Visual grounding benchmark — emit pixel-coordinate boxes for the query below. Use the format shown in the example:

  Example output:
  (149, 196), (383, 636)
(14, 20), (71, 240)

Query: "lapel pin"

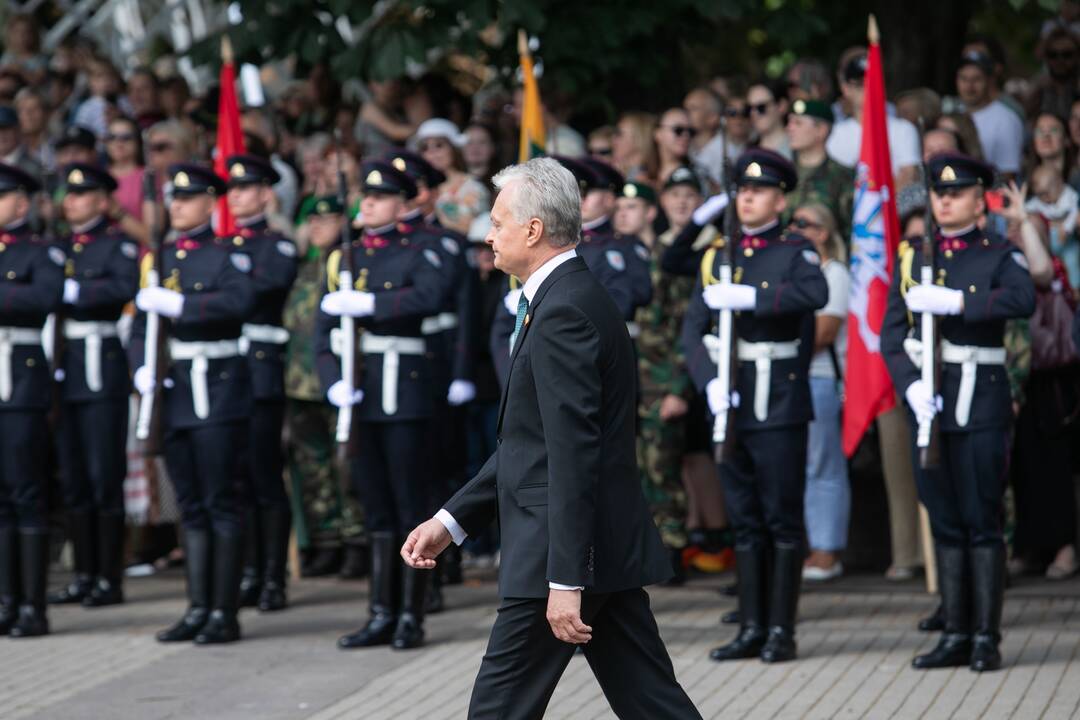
(524, 314), (530, 327)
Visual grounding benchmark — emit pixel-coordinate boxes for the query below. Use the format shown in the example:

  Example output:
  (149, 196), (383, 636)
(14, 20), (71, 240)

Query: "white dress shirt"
(436, 247), (583, 590)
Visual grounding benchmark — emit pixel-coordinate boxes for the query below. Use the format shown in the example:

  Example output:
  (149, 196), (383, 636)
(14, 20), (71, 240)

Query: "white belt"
(421, 312), (459, 336)
(239, 323), (290, 354)
(168, 338), (243, 420)
(902, 338), (1006, 427)
(359, 334), (426, 415)
(625, 322), (641, 339)
(63, 320), (119, 393)
(0, 327), (43, 402)
(702, 336), (800, 421)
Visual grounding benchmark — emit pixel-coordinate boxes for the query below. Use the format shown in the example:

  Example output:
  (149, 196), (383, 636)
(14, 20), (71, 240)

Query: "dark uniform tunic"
(0, 222), (63, 529)
(129, 224), (256, 533)
(315, 223), (444, 533)
(58, 217), (138, 517)
(576, 217), (653, 322)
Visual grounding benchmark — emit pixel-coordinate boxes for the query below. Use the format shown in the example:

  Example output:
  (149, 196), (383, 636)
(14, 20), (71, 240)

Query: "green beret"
(789, 99), (833, 124)
(619, 181), (657, 205)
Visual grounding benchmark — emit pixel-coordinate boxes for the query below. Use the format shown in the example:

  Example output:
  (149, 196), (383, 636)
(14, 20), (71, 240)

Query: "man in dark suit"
(401, 157), (701, 720)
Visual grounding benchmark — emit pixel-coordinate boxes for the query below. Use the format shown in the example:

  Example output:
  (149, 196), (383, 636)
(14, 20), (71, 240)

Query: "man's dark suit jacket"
(444, 255), (672, 598)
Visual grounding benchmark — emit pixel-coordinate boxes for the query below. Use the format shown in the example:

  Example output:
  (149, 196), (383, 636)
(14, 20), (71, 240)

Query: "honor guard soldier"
(224, 154), (299, 613)
(131, 163), (256, 645)
(681, 149), (827, 663)
(386, 149), (474, 607)
(316, 160), (445, 650)
(48, 164), (138, 609)
(882, 153), (1035, 672)
(0, 163), (62, 638)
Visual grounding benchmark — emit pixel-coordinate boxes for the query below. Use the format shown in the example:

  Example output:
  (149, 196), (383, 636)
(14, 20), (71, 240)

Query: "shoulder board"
(326, 248), (341, 292)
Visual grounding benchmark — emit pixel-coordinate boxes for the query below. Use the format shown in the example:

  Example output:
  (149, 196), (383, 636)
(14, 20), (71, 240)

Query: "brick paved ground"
(4, 569), (1078, 719)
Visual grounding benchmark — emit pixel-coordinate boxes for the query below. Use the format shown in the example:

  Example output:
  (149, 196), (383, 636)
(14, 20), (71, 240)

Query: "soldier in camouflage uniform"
(785, 100), (854, 242)
(283, 196), (365, 577)
(620, 172), (704, 577)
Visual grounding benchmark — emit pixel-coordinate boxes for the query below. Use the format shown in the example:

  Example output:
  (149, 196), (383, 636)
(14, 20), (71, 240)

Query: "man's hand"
(547, 588), (592, 644)
(659, 394), (689, 421)
(401, 518), (453, 569)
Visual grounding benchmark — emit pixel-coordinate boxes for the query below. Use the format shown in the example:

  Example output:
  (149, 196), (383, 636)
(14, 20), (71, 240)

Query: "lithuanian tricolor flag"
(517, 30), (545, 162)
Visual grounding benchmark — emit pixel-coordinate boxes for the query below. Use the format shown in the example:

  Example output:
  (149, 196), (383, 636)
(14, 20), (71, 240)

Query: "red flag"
(842, 15), (902, 457)
(214, 37), (245, 236)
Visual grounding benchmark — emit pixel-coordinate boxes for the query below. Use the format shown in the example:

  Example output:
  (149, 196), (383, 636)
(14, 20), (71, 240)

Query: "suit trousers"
(0, 410), (48, 529)
(57, 399), (128, 516)
(164, 421), (245, 535)
(467, 588), (700, 720)
(351, 419), (428, 535)
(720, 426), (808, 548)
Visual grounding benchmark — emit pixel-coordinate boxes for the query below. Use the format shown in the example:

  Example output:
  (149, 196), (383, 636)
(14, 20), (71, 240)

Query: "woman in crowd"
(416, 118), (490, 235)
(936, 113), (984, 161)
(653, 107), (696, 186)
(103, 115), (151, 244)
(1024, 112), (1075, 181)
(462, 120), (500, 192)
(792, 203), (850, 581)
(612, 111), (657, 182)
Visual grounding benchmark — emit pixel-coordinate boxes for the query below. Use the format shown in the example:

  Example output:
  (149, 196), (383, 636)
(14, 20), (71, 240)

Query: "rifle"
(712, 117), (739, 463)
(45, 171), (65, 426)
(332, 133), (359, 457)
(135, 170), (169, 455)
(916, 124), (942, 469)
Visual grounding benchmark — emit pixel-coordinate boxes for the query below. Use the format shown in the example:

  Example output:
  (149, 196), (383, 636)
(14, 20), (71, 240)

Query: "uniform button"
(969, 285), (976, 293)
(0, 244), (6, 252)
(26, 358), (35, 367)
(73, 244), (83, 253)
(401, 238), (409, 246)
(982, 238), (990, 246)
(255, 350), (266, 359)
(743, 248), (754, 257)
(233, 236), (244, 246)
(366, 249), (375, 256)
(760, 281), (769, 289)
(176, 250), (187, 259)
(384, 281), (393, 289)
(220, 372), (229, 379)
(5, 271), (13, 279)
(410, 371), (419, 379)
(194, 282), (204, 290)
(944, 250), (953, 258)
(788, 372), (796, 380)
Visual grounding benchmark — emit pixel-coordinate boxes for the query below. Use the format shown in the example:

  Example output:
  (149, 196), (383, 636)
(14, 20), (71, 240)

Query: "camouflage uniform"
(635, 227), (705, 550)
(787, 157), (854, 240)
(283, 246), (364, 550)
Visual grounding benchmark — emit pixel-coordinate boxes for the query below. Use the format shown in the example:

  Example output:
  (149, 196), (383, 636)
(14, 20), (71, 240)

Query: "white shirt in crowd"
(692, 133), (744, 187)
(825, 115), (920, 175)
(809, 258), (850, 379)
(970, 99), (1024, 175)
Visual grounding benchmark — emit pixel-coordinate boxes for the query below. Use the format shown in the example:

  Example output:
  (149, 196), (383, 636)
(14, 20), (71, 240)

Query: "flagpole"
(867, 14), (879, 46)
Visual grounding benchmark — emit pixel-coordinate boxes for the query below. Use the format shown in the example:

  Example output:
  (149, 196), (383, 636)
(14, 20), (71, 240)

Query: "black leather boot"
(238, 508), (262, 608)
(303, 546), (341, 577)
(918, 602), (944, 632)
(760, 540), (801, 663)
(721, 610), (741, 625)
(157, 529), (211, 642)
(338, 532), (398, 649)
(970, 544), (1005, 672)
(10, 529), (49, 638)
(0, 526), (18, 635)
(338, 542), (368, 579)
(48, 511), (95, 605)
(257, 506), (290, 612)
(195, 532), (242, 644)
(710, 544), (768, 661)
(913, 545), (972, 669)
(392, 564), (428, 650)
(84, 513), (125, 607)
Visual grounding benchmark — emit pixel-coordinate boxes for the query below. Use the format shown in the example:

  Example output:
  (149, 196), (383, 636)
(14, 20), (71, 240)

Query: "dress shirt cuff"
(549, 582), (585, 591)
(435, 508), (467, 546)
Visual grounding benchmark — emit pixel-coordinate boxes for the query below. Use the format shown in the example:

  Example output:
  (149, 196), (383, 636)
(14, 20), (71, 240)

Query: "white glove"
(447, 379), (476, 406)
(703, 283), (756, 311)
(320, 290), (375, 318)
(503, 288), (523, 316)
(705, 378), (740, 416)
(133, 366), (154, 395)
(904, 379), (941, 424)
(327, 380), (364, 408)
(904, 284), (963, 316)
(692, 193), (730, 226)
(136, 286), (185, 318)
(63, 279), (80, 305)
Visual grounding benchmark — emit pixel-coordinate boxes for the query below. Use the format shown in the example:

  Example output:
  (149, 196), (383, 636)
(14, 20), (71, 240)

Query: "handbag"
(1030, 284), (1080, 370)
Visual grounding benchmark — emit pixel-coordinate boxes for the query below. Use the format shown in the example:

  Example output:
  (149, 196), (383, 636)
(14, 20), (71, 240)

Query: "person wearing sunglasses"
(102, 116), (153, 245)
(587, 125), (615, 162)
(882, 152), (1035, 673)
(653, 107), (697, 187)
(785, 99), (853, 242)
(746, 81), (791, 161)
(682, 148), (827, 664)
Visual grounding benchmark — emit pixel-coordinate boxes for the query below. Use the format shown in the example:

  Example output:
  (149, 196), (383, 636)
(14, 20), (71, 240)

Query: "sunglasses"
(791, 217), (823, 231)
(903, 234), (924, 244)
(1047, 50), (1076, 61)
(106, 133), (136, 142)
(148, 142), (174, 153)
(590, 147), (613, 157)
(725, 107), (750, 118)
(748, 102), (773, 115)
(419, 139), (449, 152)
(662, 125), (696, 138)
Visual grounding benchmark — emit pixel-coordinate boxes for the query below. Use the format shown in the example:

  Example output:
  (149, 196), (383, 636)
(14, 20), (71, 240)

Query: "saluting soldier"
(48, 164), (138, 609)
(882, 153), (1035, 673)
(224, 154), (299, 613)
(130, 163), (256, 645)
(0, 163), (63, 638)
(316, 160), (445, 650)
(681, 149), (827, 664)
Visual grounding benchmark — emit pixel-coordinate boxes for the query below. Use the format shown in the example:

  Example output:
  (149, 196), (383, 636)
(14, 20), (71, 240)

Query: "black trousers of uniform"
(913, 426), (1009, 549)
(241, 400), (289, 509)
(351, 419), (428, 534)
(0, 410), (48, 529)
(57, 399), (128, 516)
(719, 426), (808, 547)
(427, 399), (469, 514)
(467, 588), (701, 720)
(164, 421), (245, 536)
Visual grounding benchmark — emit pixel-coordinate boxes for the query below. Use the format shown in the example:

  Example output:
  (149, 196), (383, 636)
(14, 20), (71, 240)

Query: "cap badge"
(941, 165), (956, 182)
(793, 100), (806, 114)
(230, 163), (246, 177)
(67, 169), (84, 185)
(623, 183), (638, 198)
(174, 171), (190, 188)
(746, 162), (762, 178)
(316, 201), (329, 213)
(392, 158), (407, 171)
(366, 170), (383, 186)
